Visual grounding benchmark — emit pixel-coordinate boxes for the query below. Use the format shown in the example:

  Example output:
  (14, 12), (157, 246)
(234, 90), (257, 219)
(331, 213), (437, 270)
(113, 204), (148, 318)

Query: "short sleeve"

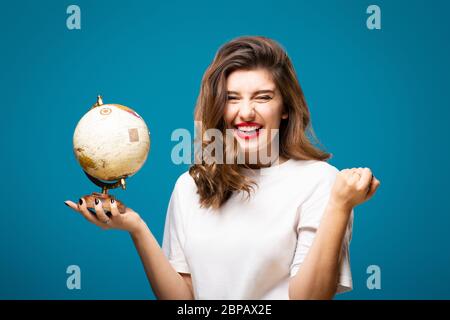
(289, 171), (354, 294)
(161, 183), (191, 274)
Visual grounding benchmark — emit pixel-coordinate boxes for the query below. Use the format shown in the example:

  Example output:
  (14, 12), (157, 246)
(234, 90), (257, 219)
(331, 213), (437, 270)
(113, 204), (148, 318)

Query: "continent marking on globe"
(77, 152), (97, 169)
(100, 107), (112, 115)
(128, 128), (139, 142)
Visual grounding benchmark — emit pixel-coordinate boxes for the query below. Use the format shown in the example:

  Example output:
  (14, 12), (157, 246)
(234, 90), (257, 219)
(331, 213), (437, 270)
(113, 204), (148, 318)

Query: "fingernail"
(95, 198), (99, 205)
(79, 198), (83, 205)
(64, 201), (70, 207)
(111, 198), (115, 204)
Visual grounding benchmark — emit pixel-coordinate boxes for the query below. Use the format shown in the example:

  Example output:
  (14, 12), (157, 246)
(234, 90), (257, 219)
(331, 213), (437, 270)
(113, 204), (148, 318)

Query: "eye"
(227, 95), (239, 101)
(255, 95), (272, 102)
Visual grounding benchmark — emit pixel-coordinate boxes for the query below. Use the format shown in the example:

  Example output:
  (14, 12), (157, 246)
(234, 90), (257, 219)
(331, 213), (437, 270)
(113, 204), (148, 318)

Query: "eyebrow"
(227, 89), (275, 95)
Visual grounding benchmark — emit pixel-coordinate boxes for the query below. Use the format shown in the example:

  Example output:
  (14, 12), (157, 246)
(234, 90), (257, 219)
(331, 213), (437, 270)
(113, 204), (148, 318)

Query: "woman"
(65, 36), (380, 300)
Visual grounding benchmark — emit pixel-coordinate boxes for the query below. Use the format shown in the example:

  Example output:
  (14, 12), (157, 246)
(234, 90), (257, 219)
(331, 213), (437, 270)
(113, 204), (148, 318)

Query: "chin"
(236, 138), (262, 151)
(236, 141), (272, 164)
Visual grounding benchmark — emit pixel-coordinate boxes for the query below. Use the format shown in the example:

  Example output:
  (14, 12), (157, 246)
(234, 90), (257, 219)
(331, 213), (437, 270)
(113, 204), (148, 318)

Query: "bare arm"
(289, 167), (380, 300)
(288, 203), (350, 300)
(64, 198), (194, 300)
(130, 222), (194, 299)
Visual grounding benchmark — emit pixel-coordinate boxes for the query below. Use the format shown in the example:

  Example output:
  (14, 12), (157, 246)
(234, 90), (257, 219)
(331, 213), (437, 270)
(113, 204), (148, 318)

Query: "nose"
(238, 100), (256, 120)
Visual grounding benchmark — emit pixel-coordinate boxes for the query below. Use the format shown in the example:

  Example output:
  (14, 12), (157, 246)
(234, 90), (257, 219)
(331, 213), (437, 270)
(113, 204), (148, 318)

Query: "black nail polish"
(111, 198), (115, 204)
(64, 202), (70, 207)
(79, 198), (83, 205)
(95, 198), (99, 205)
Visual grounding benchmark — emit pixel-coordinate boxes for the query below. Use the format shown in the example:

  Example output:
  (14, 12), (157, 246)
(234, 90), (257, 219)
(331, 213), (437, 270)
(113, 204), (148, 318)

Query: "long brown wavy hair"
(189, 36), (331, 209)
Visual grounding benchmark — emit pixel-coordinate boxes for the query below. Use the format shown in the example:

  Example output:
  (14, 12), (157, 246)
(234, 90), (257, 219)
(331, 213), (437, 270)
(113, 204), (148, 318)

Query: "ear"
(280, 104), (289, 119)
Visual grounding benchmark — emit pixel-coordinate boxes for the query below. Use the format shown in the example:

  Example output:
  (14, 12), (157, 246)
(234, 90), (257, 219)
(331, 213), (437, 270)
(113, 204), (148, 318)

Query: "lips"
(234, 122), (262, 140)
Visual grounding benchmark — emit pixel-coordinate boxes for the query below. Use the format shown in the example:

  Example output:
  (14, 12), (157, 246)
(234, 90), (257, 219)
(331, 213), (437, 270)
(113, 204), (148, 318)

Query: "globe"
(73, 96), (150, 184)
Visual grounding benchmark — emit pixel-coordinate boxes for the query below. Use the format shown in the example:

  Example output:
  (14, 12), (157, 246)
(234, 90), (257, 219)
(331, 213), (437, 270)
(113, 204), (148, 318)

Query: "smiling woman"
(65, 35), (380, 300)
(164, 36), (379, 299)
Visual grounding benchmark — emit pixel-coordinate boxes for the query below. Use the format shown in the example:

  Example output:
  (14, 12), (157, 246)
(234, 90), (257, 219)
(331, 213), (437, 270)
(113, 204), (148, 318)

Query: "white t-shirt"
(162, 159), (353, 299)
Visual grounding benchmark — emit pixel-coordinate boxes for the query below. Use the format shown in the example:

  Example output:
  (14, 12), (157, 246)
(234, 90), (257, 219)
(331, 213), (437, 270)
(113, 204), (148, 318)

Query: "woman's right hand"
(64, 197), (145, 234)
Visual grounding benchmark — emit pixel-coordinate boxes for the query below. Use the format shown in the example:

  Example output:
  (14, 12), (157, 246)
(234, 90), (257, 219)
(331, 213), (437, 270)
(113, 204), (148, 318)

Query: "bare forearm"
(130, 221), (194, 300)
(289, 204), (351, 300)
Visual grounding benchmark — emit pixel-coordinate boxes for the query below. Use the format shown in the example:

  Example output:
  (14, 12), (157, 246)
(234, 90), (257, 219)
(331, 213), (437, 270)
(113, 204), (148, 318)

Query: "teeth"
(239, 129), (256, 134)
(236, 126), (261, 132)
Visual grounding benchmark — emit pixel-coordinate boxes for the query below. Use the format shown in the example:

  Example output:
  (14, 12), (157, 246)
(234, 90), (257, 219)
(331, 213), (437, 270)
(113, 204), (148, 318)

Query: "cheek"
(223, 105), (237, 125)
(260, 105), (283, 128)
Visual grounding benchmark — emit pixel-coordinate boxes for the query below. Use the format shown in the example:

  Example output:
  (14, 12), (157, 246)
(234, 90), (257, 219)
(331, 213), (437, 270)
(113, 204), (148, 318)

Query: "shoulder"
(306, 160), (339, 180)
(172, 170), (199, 201)
(174, 170), (194, 187)
(284, 160), (340, 208)
(290, 159), (339, 185)
(166, 170), (200, 218)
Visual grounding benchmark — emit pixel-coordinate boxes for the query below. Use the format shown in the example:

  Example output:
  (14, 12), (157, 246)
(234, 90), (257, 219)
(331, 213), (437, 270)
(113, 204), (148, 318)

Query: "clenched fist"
(330, 167), (380, 212)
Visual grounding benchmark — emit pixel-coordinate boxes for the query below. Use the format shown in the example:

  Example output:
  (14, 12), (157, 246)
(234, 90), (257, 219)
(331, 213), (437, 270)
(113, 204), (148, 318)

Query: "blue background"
(0, 0), (449, 299)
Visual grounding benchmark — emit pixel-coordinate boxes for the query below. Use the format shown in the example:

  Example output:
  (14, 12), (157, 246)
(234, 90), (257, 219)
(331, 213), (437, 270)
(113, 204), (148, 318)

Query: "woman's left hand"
(330, 167), (380, 212)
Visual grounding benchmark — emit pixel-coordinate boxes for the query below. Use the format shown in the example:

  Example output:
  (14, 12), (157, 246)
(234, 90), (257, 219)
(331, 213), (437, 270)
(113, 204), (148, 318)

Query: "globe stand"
(82, 171), (127, 215)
